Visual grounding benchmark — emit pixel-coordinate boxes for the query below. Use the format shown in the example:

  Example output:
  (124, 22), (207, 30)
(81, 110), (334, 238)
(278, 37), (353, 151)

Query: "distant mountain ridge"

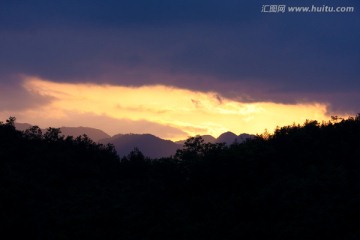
(14, 123), (32, 131)
(176, 132), (255, 145)
(100, 134), (180, 159)
(103, 132), (255, 158)
(59, 127), (110, 142)
(15, 123), (110, 142)
(175, 134), (216, 145)
(15, 122), (255, 158)
(216, 132), (255, 145)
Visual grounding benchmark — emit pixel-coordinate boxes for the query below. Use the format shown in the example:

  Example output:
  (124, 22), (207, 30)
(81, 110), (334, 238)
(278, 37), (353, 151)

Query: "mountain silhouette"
(216, 131), (238, 144)
(216, 132), (254, 145)
(237, 133), (255, 142)
(175, 134), (216, 145)
(15, 123), (110, 142)
(14, 122), (32, 131)
(15, 122), (254, 157)
(104, 132), (254, 158)
(176, 133), (254, 146)
(100, 133), (180, 158)
(59, 127), (110, 142)
(201, 134), (217, 143)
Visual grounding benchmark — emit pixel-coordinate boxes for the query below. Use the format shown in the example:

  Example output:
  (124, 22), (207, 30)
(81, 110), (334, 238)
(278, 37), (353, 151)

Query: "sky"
(0, 0), (359, 140)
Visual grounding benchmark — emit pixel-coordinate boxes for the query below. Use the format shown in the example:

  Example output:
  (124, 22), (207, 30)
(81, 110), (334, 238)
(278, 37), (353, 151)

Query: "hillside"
(3, 115), (360, 239)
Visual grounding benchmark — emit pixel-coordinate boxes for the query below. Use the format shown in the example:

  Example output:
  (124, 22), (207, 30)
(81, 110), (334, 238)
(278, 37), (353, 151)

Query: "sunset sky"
(0, 0), (359, 140)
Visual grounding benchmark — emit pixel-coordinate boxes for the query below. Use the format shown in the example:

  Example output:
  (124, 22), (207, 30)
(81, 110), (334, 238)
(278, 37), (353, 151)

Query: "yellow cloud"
(19, 76), (334, 140)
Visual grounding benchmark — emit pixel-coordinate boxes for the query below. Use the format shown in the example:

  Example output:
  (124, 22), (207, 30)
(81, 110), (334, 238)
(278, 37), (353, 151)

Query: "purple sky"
(0, 0), (359, 135)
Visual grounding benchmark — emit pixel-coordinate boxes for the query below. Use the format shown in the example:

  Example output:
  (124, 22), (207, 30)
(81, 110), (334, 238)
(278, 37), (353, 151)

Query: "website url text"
(261, 5), (355, 13)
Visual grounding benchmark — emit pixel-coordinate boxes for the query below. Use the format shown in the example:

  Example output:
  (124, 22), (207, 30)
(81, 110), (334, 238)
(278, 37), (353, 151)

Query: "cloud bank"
(0, 76), (335, 140)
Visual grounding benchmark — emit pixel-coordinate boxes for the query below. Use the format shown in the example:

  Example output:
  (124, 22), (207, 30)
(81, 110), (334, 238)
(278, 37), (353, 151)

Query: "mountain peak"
(100, 133), (179, 159)
(216, 132), (238, 144)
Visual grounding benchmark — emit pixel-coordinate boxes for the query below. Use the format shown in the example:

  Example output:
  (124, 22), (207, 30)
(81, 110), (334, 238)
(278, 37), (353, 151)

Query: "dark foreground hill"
(2, 115), (360, 239)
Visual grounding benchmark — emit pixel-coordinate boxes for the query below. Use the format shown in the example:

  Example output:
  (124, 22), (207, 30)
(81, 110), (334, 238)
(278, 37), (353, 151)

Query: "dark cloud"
(0, 75), (53, 111)
(0, 0), (359, 114)
(0, 0), (255, 30)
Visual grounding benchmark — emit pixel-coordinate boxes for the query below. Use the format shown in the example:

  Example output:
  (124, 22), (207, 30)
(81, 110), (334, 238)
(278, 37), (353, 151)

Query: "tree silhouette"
(24, 125), (43, 140)
(1, 115), (360, 239)
(43, 127), (63, 141)
(175, 136), (205, 160)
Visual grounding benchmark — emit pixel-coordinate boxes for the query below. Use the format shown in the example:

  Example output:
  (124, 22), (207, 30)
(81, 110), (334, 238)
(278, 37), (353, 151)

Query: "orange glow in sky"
(2, 76), (335, 141)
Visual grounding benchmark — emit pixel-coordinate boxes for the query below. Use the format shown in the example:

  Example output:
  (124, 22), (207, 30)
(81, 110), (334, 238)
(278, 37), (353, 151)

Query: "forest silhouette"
(1, 115), (360, 239)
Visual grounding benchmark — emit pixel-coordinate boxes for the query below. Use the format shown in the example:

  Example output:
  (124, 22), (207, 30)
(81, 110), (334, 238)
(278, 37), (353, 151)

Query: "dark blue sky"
(1, 0), (359, 114)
